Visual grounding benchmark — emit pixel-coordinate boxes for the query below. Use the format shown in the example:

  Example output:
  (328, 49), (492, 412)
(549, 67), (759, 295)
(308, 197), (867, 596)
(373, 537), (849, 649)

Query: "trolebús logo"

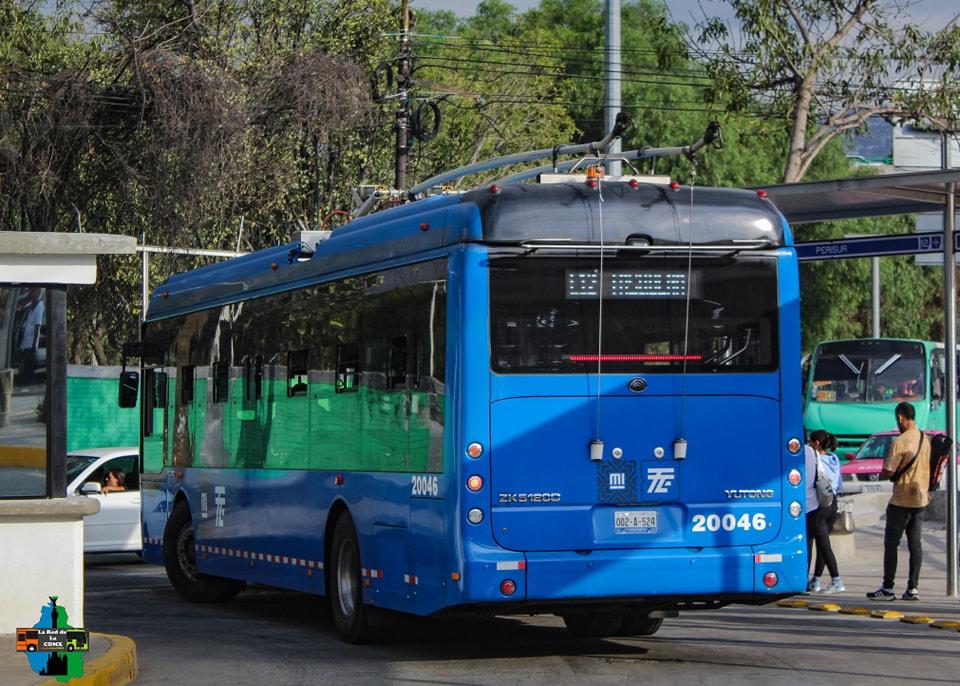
(498, 492), (561, 503)
(627, 377), (647, 392)
(646, 467), (675, 494)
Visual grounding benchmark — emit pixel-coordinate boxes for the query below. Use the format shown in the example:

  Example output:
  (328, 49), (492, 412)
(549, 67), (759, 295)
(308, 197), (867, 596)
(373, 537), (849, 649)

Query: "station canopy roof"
(752, 168), (960, 225)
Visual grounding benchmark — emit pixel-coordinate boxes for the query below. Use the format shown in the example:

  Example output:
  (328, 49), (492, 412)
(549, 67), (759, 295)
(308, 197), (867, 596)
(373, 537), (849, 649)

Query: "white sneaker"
(824, 578), (845, 594)
(807, 578), (821, 593)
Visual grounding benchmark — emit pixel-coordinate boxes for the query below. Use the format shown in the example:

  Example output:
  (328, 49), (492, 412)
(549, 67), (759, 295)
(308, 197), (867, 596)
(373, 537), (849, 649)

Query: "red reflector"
(335, 475), (345, 486)
(629, 179), (639, 188)
(490, 184), (501, 194)
(567, 354), (702, 362)
(757, 189), (768, 199)
(500, 579), (516, 596)
(670, 180), (680, 190)
(270, 262), (278, 271)
(587, 179), (597, 189)
(762, 571), (778, 588)
(419, 222), (429, 232)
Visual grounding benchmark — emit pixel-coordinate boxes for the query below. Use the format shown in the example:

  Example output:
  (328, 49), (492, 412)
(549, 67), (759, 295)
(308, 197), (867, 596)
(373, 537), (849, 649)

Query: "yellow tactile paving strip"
(776, 598), (959, 633)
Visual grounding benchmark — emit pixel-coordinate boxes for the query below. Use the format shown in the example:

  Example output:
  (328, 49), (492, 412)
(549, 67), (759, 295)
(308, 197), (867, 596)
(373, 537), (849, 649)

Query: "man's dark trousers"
(883, 503), (925, 590)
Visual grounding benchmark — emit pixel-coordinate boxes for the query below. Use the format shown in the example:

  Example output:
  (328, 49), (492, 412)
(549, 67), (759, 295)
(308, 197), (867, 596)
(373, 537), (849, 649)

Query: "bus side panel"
(776, 246), (807, 594)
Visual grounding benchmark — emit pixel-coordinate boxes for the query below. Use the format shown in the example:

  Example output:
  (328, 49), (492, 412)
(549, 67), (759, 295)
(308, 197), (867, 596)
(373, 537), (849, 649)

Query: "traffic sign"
(796, 232), (952, 261)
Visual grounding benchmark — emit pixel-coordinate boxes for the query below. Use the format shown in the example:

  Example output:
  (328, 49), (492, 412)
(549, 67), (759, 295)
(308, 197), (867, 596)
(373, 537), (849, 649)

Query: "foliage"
(689, 0), (960, 182)
(1, 0), (956, 362)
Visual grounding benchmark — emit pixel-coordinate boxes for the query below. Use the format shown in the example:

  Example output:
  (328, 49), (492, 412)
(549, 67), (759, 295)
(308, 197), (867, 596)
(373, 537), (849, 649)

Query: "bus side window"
(336, 343), (359, 393)
(179, 366), (194, 405)
(244, 355), (262, 401)
(931, 351), (945, 402)
(287, 349), (309, 397)
(388, 336), (407, 390)
(212, 360), (229, 403)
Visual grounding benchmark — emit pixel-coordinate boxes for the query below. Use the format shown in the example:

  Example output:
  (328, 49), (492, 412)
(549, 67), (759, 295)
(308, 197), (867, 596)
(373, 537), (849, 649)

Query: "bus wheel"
(327, 513), (377, 643)
(561, 612), (623, 637)
(617, 615), (663, 636)
(163, 502), (246, 603)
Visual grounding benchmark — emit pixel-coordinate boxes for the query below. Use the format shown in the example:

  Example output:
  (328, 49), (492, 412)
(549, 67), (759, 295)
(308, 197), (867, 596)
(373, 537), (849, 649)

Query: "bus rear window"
(489, 255), (778, 374)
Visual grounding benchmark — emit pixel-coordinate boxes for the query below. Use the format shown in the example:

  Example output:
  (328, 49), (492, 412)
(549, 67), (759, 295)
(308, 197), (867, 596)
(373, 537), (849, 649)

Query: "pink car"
(840, 430), (945, 491)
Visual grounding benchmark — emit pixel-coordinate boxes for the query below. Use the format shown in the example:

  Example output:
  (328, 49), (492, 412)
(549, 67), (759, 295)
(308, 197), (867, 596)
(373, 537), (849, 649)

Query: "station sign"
(796, 232), (955, 262)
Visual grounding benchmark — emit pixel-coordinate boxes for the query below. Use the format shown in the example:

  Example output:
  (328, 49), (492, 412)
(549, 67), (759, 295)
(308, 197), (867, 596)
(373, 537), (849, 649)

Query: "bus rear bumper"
(523, 545), (805, 600)
(461, 542), (806, 606)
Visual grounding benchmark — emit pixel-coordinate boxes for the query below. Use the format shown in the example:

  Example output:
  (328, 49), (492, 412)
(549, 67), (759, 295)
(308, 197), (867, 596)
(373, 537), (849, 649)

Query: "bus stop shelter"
(758, 168), (960, 598)
(0, 231), (136, 631)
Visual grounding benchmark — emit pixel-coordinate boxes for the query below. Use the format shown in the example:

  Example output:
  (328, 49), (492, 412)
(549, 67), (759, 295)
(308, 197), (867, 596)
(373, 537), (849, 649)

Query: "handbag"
(814, 469), (834, 509)
(831, 500), (855, 534)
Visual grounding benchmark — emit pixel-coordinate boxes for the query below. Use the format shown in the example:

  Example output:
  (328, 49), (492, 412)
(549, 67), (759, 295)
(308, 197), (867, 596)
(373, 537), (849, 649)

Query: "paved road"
(85, 527), (959, 686)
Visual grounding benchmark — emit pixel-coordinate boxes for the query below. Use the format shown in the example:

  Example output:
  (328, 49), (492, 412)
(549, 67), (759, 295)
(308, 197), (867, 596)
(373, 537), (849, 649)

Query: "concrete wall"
(0, 498), (98, 632)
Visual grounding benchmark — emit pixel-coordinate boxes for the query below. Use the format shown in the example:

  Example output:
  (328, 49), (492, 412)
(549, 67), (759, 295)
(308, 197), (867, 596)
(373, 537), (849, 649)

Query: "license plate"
(614, 510), (657, 534)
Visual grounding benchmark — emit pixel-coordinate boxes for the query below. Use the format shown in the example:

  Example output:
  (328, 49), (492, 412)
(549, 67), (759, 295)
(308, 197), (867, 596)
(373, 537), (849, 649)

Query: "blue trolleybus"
(131, 157), (807, 642)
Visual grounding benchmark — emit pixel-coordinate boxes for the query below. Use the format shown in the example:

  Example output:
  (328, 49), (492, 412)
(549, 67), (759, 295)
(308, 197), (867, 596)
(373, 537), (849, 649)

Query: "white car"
(67, 447), (141, 553)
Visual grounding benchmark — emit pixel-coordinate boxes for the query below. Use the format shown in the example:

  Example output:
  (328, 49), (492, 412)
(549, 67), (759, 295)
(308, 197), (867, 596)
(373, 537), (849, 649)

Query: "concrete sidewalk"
(803, 493), (960, 626)
(0, 633), (137, 686)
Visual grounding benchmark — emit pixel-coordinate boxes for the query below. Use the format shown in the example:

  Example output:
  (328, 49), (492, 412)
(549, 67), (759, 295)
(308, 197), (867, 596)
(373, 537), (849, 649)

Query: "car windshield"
(811, 340), (925, 403)
(855, 435), (893, 460)
(66, 455), (98, 483)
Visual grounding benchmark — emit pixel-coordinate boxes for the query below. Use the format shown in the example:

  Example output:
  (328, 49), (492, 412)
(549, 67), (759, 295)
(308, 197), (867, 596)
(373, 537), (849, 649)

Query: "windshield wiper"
(874, 353), (902, 376)
(838, 354), (863, 377)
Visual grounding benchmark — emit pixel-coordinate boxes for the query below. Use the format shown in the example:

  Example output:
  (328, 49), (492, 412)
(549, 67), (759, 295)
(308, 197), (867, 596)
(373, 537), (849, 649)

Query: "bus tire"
(561, 612), (623, 637)
(163, 501), (246, 603)
(327, 512), (377, 644)
(617, 615), (663, 636)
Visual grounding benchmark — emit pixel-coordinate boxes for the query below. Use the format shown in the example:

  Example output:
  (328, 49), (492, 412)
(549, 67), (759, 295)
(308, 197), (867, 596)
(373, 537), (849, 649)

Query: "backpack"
(929, 433), (953, 492)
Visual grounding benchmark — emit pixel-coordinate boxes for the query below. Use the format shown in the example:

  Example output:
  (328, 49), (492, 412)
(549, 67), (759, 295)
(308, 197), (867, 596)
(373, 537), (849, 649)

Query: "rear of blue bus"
(448, 186), (807, 618)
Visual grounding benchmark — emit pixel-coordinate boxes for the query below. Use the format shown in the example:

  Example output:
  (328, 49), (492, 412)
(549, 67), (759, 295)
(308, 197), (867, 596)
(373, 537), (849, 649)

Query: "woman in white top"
(808, 433), (844, 593)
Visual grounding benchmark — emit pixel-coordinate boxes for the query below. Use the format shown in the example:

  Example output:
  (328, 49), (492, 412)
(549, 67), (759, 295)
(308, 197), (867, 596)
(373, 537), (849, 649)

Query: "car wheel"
(561, 612), (624, 637)
(163, 501), (246, 602)
(327, 512), (378, 643)
(617, 615), (664, 636)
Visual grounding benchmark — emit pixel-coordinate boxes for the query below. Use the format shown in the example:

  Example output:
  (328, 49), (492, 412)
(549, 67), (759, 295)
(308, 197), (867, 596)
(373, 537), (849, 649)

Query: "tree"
(691, 0), (960, 182)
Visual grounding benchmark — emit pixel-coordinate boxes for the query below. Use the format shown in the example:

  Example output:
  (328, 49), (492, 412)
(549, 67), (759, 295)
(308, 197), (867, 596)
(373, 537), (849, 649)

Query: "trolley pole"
(395, 0), (412, 191)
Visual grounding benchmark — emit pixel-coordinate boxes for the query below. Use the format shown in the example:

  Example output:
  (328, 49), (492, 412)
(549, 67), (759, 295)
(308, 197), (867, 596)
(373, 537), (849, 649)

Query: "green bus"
(804, 338), (948, 456)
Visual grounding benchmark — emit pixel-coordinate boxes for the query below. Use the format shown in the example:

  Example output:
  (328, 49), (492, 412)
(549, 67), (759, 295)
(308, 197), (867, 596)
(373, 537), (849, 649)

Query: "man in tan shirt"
(866, 402), (930, 602)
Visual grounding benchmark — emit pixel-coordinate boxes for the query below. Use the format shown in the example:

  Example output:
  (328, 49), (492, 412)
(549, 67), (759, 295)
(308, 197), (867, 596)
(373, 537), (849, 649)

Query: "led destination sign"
(565, 269), (692, 299)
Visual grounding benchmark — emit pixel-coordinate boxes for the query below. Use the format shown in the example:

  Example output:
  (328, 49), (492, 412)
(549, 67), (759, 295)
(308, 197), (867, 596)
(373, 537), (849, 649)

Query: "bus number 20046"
(411, 475), (440, 497)
(691, 512), (768, 533)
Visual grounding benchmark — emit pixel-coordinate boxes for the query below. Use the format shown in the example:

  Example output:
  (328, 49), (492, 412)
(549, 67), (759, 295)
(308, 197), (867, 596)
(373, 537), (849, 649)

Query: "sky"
(409, 0), (958, 31)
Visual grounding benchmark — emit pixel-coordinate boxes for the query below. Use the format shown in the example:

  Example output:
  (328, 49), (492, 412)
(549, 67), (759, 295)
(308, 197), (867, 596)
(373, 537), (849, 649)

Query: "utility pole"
(604, 0), (622, 177)
(395, 0), (412, 191)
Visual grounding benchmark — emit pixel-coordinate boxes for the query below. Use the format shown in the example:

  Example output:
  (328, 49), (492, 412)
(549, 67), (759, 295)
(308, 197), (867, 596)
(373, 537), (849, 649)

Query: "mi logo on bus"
(609, 472), (626, 490)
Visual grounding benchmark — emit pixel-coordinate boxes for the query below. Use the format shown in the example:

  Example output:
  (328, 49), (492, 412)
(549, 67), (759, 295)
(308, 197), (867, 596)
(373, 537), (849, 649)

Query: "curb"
(38, 634), (137, 686)
(776, 598), (959, 633)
